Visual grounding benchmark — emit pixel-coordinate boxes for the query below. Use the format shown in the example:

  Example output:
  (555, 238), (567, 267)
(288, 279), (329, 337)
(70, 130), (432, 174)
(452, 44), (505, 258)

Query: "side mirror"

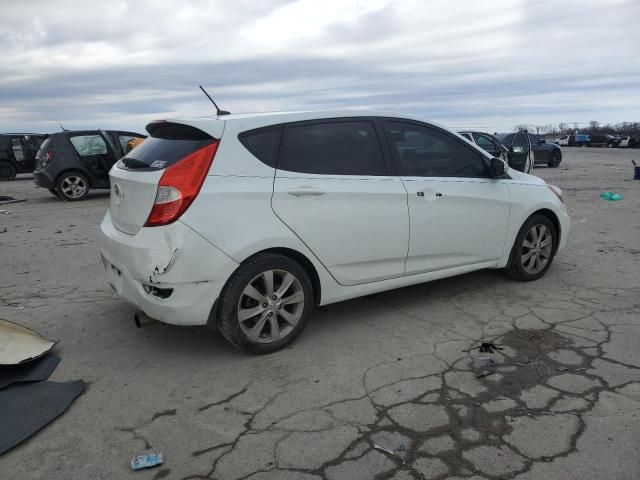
(489, 157), (506, 178)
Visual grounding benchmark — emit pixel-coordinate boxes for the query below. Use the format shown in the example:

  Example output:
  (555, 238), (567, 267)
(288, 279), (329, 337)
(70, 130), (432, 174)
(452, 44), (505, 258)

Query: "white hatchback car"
(100, 110), (570, 353)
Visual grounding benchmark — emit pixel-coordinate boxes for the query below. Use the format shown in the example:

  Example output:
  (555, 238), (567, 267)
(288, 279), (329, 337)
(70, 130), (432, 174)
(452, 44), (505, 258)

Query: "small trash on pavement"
(0, 196), (26, 205)
(131, 452), (164, 470)
(373, 444), (395, 456)
(479, 342), (502, 353)
(0, 319), (57, 365)
(472, 355), (496, 370)
(600, 191), (623, 201)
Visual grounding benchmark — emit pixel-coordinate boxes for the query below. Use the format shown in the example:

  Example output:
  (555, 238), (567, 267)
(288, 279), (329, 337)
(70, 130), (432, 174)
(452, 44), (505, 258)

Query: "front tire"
(0, 161), (17, 181)
(56, 171), (89, 201)
(506, 214), (557, 281)
(217, 253), (313, 354)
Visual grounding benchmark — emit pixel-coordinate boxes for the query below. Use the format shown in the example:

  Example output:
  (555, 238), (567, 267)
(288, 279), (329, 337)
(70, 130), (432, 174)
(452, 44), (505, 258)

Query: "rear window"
(118, 137), (213, 170)
(278, 121), (386, 176)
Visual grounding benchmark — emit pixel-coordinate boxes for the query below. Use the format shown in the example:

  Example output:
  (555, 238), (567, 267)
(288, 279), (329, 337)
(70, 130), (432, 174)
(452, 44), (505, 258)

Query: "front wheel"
(0, 161), (17, 181)
(505, 214), (557, 281)
(56, 172), (89, 201)
(217, 253), (313, 354)
(548, 151), (561, 168)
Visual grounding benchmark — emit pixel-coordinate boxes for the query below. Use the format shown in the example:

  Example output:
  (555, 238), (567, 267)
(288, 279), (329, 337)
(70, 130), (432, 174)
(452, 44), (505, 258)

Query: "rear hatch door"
(108, 121), (223, 235)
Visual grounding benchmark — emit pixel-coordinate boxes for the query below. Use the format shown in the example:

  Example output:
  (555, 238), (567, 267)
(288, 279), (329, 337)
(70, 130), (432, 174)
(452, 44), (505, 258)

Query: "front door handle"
(287, 188), (325, 197)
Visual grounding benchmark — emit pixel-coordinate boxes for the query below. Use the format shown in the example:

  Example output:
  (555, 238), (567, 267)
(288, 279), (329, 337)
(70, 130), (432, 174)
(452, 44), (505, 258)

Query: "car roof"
(1, 133), (44, 136)
(153, 109), (439, 138)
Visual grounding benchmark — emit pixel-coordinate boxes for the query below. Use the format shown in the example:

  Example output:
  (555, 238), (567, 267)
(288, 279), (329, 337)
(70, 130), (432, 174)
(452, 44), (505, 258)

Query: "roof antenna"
(199, 85), (230, 116)
(55, 120), (68, 131)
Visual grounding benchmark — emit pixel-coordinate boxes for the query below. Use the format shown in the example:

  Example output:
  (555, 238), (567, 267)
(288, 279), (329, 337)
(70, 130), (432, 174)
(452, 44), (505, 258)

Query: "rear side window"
(238, 128), (280, 168)
(278, 121), (386, 175)
(69, 135), (108, 156)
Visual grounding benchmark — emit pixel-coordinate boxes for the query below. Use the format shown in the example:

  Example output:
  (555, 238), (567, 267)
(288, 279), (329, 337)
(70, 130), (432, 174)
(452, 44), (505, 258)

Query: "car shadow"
(126, 268), (511, 359)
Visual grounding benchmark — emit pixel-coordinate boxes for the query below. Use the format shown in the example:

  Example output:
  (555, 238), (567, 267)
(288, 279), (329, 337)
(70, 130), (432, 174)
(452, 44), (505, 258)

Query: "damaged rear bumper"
(99, 211), (239, 326)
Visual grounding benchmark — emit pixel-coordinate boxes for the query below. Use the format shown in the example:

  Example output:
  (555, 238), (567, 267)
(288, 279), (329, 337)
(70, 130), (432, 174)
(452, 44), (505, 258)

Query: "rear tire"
(505, 214), (557, 281)
(56, 171), (90, 201)
(0, 161), (17, 181)
(548, 151), (561, 168)
(217, 253), (313, 354)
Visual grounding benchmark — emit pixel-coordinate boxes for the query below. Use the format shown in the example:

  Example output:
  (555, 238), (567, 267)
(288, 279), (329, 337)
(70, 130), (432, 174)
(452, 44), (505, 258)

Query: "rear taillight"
(144, 141), (219, 227)
(41, 150), (55, 167)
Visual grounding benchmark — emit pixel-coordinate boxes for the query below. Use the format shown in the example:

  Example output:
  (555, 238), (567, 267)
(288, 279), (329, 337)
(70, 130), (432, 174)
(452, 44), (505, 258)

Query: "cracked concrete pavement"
(1, 147), (639, 479)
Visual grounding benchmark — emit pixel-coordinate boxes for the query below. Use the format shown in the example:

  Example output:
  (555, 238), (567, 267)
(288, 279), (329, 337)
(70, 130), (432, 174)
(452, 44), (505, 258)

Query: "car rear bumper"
(99, 211), (239, 326)
(33, 168), (55, 189)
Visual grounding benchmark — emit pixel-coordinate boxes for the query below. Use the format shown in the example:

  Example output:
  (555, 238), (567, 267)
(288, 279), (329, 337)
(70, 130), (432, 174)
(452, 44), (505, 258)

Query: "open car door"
(505, 131), (533, 174)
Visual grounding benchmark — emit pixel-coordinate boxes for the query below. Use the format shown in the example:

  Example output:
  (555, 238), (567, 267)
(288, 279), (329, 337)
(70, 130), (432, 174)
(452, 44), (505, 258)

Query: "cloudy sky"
(1, 0), (639, 134)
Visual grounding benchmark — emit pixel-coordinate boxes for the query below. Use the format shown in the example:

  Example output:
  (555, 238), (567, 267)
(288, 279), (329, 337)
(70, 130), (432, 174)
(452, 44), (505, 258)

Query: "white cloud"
(0, 0), (639, 133)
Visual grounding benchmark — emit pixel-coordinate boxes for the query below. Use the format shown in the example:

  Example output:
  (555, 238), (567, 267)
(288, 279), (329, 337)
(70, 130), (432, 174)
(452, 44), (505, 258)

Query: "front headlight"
(547, 184), (564, 203)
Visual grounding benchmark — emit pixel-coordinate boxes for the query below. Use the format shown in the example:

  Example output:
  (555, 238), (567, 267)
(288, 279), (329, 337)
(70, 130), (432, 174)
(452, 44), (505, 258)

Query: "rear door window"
(278, 121), (386, 175)
(11, 137), (26, 162)
(384, 122), (487, 178)
(70, 135), (108, 156)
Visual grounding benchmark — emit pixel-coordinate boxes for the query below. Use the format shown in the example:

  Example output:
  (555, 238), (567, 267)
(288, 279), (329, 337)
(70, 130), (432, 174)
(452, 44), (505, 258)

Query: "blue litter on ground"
(131, 452), (163, 470)
(600, 192), (623, 201)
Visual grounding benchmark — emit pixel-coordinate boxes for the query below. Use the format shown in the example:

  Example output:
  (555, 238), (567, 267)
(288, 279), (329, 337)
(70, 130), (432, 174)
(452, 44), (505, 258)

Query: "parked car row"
(552, 133), (640, 148)
(458, 130), (562, 173)
(1, 129), (146, 200)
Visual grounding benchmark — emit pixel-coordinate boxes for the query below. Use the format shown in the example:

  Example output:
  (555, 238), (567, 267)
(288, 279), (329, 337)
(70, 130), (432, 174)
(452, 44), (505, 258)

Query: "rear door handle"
(287, 188), (325, 197)
(417, 190), (442, 199)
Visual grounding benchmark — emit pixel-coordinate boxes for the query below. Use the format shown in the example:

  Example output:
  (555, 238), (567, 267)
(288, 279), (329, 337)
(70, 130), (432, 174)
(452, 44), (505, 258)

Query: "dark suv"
(0, 133), (45, 180)
(34, 130), (145, 200)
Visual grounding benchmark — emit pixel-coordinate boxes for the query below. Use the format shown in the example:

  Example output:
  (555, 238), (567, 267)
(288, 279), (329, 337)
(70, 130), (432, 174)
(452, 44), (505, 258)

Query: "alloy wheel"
(60, 175), (88, 199)
(237, 269), (305, 344)
(521, 224), (553, 275)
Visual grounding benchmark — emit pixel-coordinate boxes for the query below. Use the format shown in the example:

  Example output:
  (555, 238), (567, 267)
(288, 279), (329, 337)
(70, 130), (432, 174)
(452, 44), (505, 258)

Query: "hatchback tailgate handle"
(287, 188), (324, 197)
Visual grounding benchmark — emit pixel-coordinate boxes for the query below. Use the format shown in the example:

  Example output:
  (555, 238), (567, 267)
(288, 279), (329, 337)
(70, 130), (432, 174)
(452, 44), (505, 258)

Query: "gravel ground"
(1, 147), (639, 480)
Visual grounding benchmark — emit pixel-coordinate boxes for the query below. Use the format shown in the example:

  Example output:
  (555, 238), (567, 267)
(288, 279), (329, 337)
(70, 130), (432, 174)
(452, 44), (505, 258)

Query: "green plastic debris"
(600, 192), (623, 201)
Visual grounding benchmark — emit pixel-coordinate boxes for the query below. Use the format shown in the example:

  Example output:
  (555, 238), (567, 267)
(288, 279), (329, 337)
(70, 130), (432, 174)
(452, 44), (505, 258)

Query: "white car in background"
(100, 110), (570, 353)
